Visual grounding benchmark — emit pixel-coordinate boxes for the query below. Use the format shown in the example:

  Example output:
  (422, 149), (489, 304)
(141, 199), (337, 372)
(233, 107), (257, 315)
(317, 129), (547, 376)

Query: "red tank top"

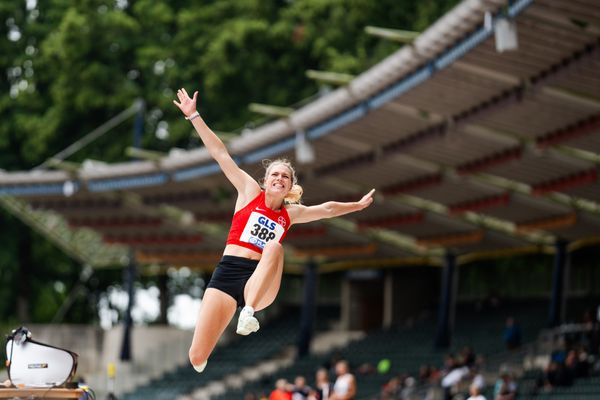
(226, 191), (291, 253)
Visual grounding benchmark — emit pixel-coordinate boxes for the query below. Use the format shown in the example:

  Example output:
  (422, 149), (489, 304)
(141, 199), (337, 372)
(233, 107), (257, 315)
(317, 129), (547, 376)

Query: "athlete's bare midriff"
(223, 244), (262, 261)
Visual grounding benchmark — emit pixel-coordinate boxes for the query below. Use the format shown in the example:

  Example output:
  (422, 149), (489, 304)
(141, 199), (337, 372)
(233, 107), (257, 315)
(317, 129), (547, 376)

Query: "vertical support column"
(158, 273), (168, 325)
(435, 252), (457, 349)
(120, 252), (137, 361)
(17, 225), (32, 322)
(297, 259), (318, 358)
(340, 278), (351, 330)
(120, 99), (144, 359)
(383, 270), (394, 329)
(548, 239), (569, 328)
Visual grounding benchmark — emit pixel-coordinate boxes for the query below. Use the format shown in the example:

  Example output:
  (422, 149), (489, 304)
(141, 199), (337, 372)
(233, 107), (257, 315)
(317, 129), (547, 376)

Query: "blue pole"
(435, 252), (456, 348)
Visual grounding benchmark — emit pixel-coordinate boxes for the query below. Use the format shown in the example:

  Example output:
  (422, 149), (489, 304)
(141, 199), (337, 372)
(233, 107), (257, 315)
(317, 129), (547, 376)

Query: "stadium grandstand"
(1, 0), (600, 399)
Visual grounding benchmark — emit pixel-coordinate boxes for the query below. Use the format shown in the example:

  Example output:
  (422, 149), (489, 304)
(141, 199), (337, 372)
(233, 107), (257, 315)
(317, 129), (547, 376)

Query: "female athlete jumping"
(173, 88), (375, 372)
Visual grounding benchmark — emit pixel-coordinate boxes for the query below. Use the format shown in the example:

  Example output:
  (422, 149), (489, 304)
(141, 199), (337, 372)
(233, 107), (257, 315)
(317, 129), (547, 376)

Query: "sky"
(98, 282), (202, 330)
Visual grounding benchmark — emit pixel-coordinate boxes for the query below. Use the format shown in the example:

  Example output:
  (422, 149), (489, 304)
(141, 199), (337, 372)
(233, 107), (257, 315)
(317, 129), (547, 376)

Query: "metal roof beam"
(452, 60), (521, 85)
(47, 158), (80, 174)
(541, 86), (600, 110)
(364, 26), (420, 43)
(473, 173), (600, 215)
(125, 147), (165, 161)
(306, 70), (355, 86)
(322, 217), (445, 258)
(248, 103), (294, 118)
(397, 151), (600, 217)
(390, 193), (556, 246)
(0, 196), (128, 268)
(382, 102), (446, 123)
(117, 191), (228, 240)
(524, 5), (600, 36)
(322, 174), (552, 250)
(320, 176), (444, 257)
(466, 123), (599, 166)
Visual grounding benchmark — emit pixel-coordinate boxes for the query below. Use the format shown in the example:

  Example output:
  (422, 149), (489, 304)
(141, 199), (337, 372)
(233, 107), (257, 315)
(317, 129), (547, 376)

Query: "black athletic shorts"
(206, 255), (259, 308)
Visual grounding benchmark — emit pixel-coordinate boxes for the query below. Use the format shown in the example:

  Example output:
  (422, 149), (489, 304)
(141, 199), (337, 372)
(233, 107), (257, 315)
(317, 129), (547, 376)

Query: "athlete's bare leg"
(189, 288), (237, 369)
(243, 241), (284, 310)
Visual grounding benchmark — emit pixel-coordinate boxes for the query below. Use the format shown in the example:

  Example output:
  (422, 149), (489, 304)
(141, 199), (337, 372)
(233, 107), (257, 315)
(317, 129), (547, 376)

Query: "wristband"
(185, 111), (200, 121)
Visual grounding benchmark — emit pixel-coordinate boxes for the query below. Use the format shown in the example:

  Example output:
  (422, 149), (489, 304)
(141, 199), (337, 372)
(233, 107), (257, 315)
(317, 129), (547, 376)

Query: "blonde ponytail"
(285, 184), (303, 205)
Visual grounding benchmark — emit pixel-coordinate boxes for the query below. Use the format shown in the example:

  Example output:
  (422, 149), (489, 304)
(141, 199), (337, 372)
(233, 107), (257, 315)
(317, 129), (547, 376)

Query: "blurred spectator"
(270, 379), (292, 400)
(418, 364), (431, 384)
(493, 372), (517, 400)
(461, 346), (477, 367)
(380, 376), (400, 400)
(467, 384), (486, 400)
(292, 376), (311, 400)
(400, 376), (416, 399)
(330, 360), (356, 400)
(442, 354), (458, 375)
(356, 362), (376, 376)
(471, 365), (485, 391)
(441, 365), (469, 400)
(545, 360), (573, 388)
(315, 368), (333, 400)
(245, 393), (258, 400)
(503, 317), (521, 350)
(307, 389), (320, 400)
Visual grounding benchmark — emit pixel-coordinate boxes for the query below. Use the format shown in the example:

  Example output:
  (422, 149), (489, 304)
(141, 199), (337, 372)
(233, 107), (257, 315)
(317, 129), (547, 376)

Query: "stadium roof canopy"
(2, 0), (599, 272)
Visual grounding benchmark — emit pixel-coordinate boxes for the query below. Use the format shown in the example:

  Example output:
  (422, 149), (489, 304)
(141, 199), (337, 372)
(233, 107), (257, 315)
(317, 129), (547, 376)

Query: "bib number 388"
(240, 212), (285, 249)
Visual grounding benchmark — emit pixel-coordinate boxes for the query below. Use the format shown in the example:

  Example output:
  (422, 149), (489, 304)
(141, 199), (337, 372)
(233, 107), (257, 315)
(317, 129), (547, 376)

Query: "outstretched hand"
(357, 188), (376, 210)
(173, 88), (198, 118)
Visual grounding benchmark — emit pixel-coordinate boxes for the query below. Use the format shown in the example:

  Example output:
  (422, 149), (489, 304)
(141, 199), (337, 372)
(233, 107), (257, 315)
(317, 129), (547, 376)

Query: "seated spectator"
(503, 317), (521, 350)
(575, 347), (591, 378)
(400, 376), (416, 399)
(315, 368), (333, 400)
(380, 376), (400, 400)
(442, 354), (458, 375)
(494, 372), (517, 400)
(418, 364), (431, 384)
(292, 376), (311, 400)
(470, 365), (485, 391)
(357, 362), (376, 376)
(545, 360), (573, 388)
(330, 360), (356, 400)
(307, 389), (319, 400)
(461, 346), (477, 367)
(428, 365), (442, 384)
(442, 365), (470, 400)
(467, 384), (486, 400)
(271, 379), (292, 400)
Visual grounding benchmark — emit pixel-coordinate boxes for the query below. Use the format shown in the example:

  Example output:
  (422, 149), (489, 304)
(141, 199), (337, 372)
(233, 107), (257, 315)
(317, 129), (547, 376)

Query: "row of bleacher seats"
(517, 372), (600, 400)
(214, 301), (549, 399)
(121, 309), (308, 400)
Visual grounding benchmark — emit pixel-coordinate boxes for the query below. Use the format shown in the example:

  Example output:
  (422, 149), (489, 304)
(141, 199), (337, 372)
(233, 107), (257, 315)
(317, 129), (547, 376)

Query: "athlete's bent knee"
(263, 240), (283, 254)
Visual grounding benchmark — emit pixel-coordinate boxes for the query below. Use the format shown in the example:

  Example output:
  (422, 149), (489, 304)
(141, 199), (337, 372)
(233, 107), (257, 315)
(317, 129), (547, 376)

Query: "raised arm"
(287, 189), (375, 225)
(173, 88), (259, 202)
